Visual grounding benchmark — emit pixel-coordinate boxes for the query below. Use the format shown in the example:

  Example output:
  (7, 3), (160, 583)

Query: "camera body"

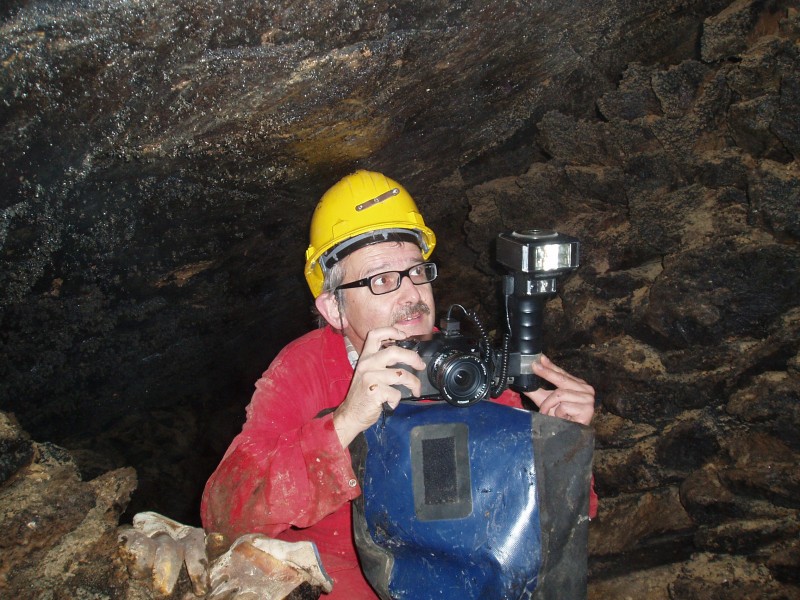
(391, 229), (580, 406)
(393, 331), (490, 407)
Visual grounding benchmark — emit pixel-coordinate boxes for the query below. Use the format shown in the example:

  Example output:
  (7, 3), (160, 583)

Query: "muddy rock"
(0, 411), (136, 599)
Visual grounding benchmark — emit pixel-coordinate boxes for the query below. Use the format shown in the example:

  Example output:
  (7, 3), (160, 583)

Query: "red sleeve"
(200, 335), (360, 540)
(589, 475), (598, 519)
(492, 387), (525, 408)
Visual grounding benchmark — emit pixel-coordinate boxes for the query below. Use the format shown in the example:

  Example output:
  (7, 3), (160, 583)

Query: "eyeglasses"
(334, 262), (438, 296)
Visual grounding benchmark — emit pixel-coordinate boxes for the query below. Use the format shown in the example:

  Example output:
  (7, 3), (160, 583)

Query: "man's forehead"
(343, 241), (423, 275)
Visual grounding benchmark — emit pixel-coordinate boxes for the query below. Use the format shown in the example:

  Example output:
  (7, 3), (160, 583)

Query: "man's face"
(336, 241), (436, 353)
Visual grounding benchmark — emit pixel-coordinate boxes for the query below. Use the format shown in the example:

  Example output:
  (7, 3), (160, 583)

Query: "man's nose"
(396, 274), (422, 301)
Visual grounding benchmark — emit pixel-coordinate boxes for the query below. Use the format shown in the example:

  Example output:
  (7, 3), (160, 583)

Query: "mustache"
(392, 301), (431, 324)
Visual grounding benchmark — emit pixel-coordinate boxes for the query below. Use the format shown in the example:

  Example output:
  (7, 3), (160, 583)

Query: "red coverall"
(201, 325), (596, 598)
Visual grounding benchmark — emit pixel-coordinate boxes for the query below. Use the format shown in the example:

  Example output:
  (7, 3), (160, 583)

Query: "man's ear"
(315, 291), (348, 330)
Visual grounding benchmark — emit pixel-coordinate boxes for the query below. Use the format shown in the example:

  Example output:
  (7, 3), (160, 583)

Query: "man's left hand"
(522, 355), (595, 426)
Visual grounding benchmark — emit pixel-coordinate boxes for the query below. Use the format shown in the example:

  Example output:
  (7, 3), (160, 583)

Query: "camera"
(392, 229), (580, 406)
(392, 330), (491, 407)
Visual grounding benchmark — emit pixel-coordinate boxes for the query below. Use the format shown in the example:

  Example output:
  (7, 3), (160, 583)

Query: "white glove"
(208, 534), (333, 599)
(118, 511), (209, 596)
(119, 512), (334, 598)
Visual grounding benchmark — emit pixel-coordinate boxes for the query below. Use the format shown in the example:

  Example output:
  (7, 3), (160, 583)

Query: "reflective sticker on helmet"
(355, 187), (400, 211)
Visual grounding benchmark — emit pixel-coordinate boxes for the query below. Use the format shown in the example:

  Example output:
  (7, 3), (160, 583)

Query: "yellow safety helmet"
(304, 170), (436, 297)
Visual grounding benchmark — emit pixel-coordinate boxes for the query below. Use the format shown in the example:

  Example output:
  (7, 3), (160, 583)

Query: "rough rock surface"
(1, 411), (324, 599)
(0, 411), (136, 599)
(1, 0), (799, 598)
(461, 3), (800, 596)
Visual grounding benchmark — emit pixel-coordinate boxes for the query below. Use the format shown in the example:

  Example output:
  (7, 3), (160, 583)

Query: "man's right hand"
(332, 326), (425, 447)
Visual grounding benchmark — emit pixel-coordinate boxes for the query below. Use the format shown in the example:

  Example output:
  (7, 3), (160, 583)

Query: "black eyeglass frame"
(334, 262), (438, 296)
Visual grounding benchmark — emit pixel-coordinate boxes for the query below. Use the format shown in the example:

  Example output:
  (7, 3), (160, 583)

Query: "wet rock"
(0, 412), (34, 486)
(537, 112), (624, 168)
(667, 557), (797, 600)
(591, 552), (797, 600)
(694, 515), (800, 554)
(681, 461), (797, 526)
(700, 0), (783, 62)
(594, 442), (664, 496)
(695, 148), (752, 189)
(596, 63), (662, 122)
(773, 71), (800, 157)
(655, 411), (722, 473)
(748, 159), (800, 237)
(643, 240), (800, 349)
(727, 370), (800, 449)
(721, 462), (800, 509)
(589, 486), (694, 557)
(766, 537), (800, 585)
(651, 61), (712, 119)
(729, 95), (792, 162)
(723, 430), (798, 466)
(0, 411), (136, 598)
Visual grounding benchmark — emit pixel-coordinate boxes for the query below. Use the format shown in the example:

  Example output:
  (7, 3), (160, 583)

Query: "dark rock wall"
(1, 0), (798, 597)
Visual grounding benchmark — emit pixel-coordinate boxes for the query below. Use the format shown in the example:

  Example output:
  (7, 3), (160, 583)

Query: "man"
(201, 170), (595, 598)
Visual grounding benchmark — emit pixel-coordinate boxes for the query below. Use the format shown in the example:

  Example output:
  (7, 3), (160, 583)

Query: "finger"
(132, 511), (184, 538)
(523, 387), (549, 409)
(539, 354), (584, 375)
(358, 342), (425, 373)
(539, 354), (569, 375)
(152, 532), (184, 596)
(205, 531), (231, 563)
(118, 528), (157, 579)
(366, 367), (422, 398)
(207, 580), (237, 600)
(532, 360), (590, 390)
(365, 378), (405, 407)
(383, 345), (426, 370)
(553, 402), (594, 426)
(534, 360), (587, 387)
(535, 389), (560, 414)
(361, 326), (408, 356)
(248, 536), (334, 593)
(390, 367), (422, 397)
(181, 526), (210, 595)
(234, 541), (307, 596)
(530, 387), (594, 415)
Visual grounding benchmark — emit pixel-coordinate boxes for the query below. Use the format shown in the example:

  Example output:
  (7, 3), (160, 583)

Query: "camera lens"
(430, 350), (490, 406)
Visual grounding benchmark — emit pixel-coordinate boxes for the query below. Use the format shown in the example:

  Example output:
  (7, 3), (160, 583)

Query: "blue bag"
(351, 400), (593, 600)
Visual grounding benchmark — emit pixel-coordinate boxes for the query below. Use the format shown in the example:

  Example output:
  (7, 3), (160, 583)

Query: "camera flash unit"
(495, 230), (580, 392)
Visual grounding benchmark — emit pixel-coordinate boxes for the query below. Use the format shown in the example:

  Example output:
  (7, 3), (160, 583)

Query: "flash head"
(496, 230), (580, 278)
